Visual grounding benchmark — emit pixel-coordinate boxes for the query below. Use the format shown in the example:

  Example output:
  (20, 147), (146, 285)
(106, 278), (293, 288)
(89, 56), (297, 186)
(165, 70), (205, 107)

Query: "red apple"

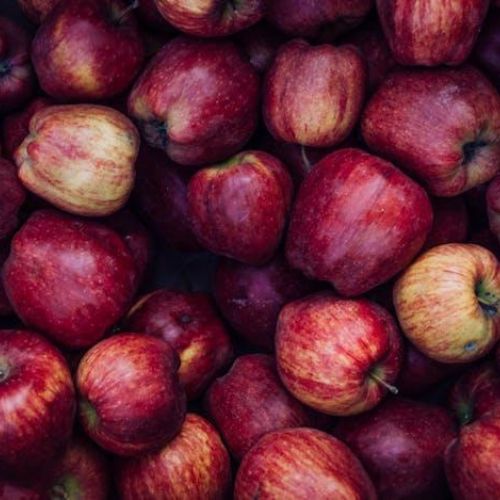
(394, 243), (500, 363)
(124, 289), (233, 400)
(0, 245), (12, 316)
(187, 150), (293, 265)
(115, 413), (231, 499)
(264, 39), (365, 148)
(3, 209), (137, 349)
(16, 0), (59, 23)
(0, 158), (25, 241)
(76, 333), (186, 456)
(0, 330), (75, 480)
(128, 36), (259, 166)
(474, 9), (500, 87)
(15, 104), (140, 217)
(235, 427), (376, 499)
(276, 292), (403, 416)
(335, 397), (456, 499)
(0, 480), (43, 499)
(286, 148), (433, 296)
(32, 0), (144, 101)
(213, 255), (316, 351)
(487, 176), (500, 242)
(362, 66), (500, 196)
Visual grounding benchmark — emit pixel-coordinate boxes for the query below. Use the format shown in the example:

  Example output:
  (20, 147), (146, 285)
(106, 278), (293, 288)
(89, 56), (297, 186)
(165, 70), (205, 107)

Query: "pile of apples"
(1, 0), (500, 498)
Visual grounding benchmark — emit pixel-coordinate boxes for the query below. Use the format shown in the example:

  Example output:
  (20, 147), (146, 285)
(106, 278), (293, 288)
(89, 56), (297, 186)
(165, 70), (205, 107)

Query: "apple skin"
(2, 209), (137, 349)
(394, 243), (500, 363)
(124, 289), (234, 400)
(235, 427), (376, 499)
(76, 333), (186, 456)
(16, 0), (59, 23)
(474, 9), (500, 87)
(115, 413), (231, 500)
(187, 150), (293, 265)
(286, 148), (433, 297)
(32, 0), (144, 101)
(362, 66), (500, 197)
(334, 397), (457, 499)
(0, 158), (26, 241)
(154, 0), (264, 37)
(128, 36), (259, 166)
(15, 104), (140, 217)
(0, 330), (75, 481)
(0, 480), (44, 499)
(213, 255), (316, 351)
(276, 292), (403, 416)
(487, 176), (500, 242)
(0, 245), (12, 316)
(264, 39), (365, 148)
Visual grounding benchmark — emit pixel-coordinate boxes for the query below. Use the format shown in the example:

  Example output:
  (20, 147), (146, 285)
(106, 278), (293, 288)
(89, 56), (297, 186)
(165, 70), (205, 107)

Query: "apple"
(128, 36), (259, 166)
(154, 0), (264, 37)
(376, 0), (489, 66)
(0, 158), (25, 241)
(334, 397), (456, 499)
(115, 413), (231, 499)
(474, 8), (500, 87)
(0, 480), (43, 499)
(0, 17), (33, 113)
(264, 39), (365, 148)
(394, 243), (500, 363)
(286, 148), (433, 296)
(213, 254), (316, 351)
(187, 150), (293, 265)
(76, 333), (186, 456)
(362, 66), (500, 197)
(276, 292), (403, 416)
(3, 209), (137, 349)
(124, 289), (233, 400)
(16, 0), (59, 23)
(0, 245), (12, 316)
(487, 176), (500, 242)
(235, 427), (376, 499)
(15, 104), (140, 217)
(0, 330), (75, 480)
(32, 0), (144, 101)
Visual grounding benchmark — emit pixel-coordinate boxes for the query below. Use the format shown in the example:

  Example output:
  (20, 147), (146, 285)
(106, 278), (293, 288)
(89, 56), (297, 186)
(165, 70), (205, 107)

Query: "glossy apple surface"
(474, 9), (500, 87)
(0, 158), (25, 241)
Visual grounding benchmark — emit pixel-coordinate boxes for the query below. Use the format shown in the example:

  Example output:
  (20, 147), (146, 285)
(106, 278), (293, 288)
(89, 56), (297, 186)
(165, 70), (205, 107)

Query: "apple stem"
(114, 0), (139, 24)
(50, 484), (69, 500)
(369, 372), (399, 395)
(300, 145), (313, 173)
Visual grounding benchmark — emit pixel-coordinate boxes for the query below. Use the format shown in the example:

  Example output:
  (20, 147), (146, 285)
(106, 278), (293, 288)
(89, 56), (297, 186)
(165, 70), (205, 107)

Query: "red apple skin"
(0, 245), (12, 316)
(204, 354), (323, 461)
(187, 150), (293, 265)
(0, 480), (43, 500)
(235, 427), (377, 499)
(264, 40), (365, 148)
(487, 176), (500, 242)
(286, 148), (433, 297)
(76, 333), (186, 456)
(474, 9), (500, 87)
(2, 209), (137, 349)
(128, 36), (259, 166)
(213, 255), (316, 351)
(276, 292), (403, 416)
(0, 18), (33, 113)
(0, 159), (25, 241)
(32, 0), (144, 101)
(362, 66), (500, 197)
(124, 289), (233, 400)
(334, 398), (457, 500)
(0, 330), (75, 481)
(115, 413), (231, 500)
(16, 0), (59, 23)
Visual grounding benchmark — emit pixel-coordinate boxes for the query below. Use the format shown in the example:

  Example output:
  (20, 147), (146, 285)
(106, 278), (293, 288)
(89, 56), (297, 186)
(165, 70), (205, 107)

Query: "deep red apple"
(115, 413), (231, 499)
(124, 289), (233, 400)
(362, 66), (500, 196)
(335, 397), (456, 499)
(128, 36), (259, 166)
(0, 245), (12, 316)
(487, 176), (500, 242)
(32, 0), (144, 101)
(0, 158), (25, 241)
(16, 0), (59, 23)
(76, 333), (186, 456)
(286, 148), (433, 296)
(235, 428), (376, 499)
(187, 150), (293, 265)
(3, 209), (137, 349)
(0, 330), (75, 480)
(474, 8), (500, 87)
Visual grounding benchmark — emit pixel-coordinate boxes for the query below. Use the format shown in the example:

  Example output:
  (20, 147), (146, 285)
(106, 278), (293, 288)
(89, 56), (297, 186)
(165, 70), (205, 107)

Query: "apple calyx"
(462, 138), (488, 165)
(109, 0), (139, 25)
(49, 475), (80, 500)
(455, 400), (474, 427)
(475, 281), (499, 317)
(0, 357), (10, 383)
(369, 370), (398, 395)
(0, 60), (11, 78)
(143, 120), (168, 150)
(80, 399), (99, 430)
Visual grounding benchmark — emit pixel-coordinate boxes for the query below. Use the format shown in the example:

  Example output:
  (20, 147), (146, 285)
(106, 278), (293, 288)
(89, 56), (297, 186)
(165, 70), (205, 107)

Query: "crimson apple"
(362, 66), (500, 196)
(3, 209), (137, 349)
(487, 176), (500, 242)
(474, 9), (500, 87)
(286, 148), (432, 296)
(128, 36), (259, 166)
(0, 158), (25, 241)
(76, 333), (186, 456)
(16, 0), (59, 23)
(32, 0), (144, 101)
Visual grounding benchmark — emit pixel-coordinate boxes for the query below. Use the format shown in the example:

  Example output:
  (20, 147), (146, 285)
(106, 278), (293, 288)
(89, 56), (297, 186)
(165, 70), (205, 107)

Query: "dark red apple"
(0, 245), (12, 316)
(0, 480), (43, 500)
(474, 8), (500, 87)
(0, 330), (75, 480)
(286, 148), (433, 296)
(16, 0), (59, 23)
(187, 150), (293, 265)
(334, 398), (457, 499)
(115, 413), (231, 499)
(487, 176), (500, 242)
(76, 333), (186, 456)
(0, 159), (25, 241)
(2, 209), (137, 349)
(32, 0), (144, 101)
(124, 289), (233, 400)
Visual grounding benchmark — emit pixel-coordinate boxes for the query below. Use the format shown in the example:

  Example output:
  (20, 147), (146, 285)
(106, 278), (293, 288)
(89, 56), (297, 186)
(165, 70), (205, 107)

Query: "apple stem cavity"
(110, 0), (139, 25)
(79, 399), (100, 429)
(462, 139), (488, 165)
(0, 358), (10, 383)
(475, 281), (499, 317)
(369, 371), (399, 395)
(143, 120), (168, 150)
(49, 475), (80, 500)
(0, 60), (11, 78)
